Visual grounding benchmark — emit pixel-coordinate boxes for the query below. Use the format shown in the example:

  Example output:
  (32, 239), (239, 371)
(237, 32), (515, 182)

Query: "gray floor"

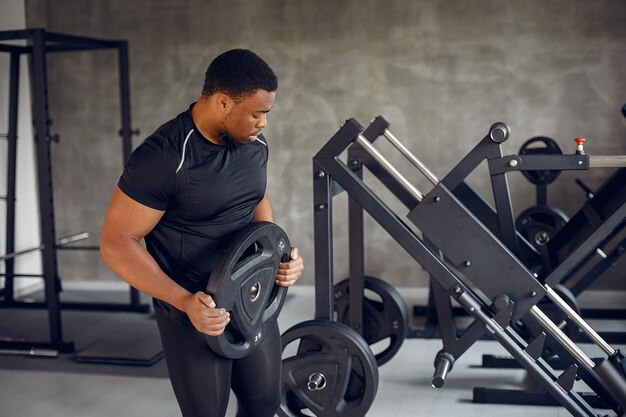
(0, 285), (622, 417)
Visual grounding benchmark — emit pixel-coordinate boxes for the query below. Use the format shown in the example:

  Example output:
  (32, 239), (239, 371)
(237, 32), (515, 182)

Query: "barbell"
(0, 232), (89, 262)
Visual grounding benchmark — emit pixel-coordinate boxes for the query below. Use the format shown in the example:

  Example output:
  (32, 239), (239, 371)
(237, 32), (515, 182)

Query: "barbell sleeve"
(56, 232), (90, 246)
(431, 350), (455, 388)
(307, 373), (327, 391)
(355, 134), (424, 202)
(382, 129), (440, 186)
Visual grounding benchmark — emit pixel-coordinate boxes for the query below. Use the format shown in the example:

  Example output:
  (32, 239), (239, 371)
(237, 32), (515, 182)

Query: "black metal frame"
(312, 116), (626, 416)
(0, 29), (145, 354)
(514, 158), (626, 321)
(347, 122), (626, 339)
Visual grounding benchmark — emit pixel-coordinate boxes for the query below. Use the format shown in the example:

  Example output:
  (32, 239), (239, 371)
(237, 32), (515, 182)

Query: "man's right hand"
(183, 291), (230, 336)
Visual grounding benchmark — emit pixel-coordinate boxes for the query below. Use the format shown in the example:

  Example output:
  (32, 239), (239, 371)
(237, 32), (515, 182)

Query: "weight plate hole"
(250, 282), (261, 302)
(241, 241), (262, 259)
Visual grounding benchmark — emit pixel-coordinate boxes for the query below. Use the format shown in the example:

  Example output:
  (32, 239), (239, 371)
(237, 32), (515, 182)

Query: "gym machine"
(511, 135), (626, 322)
(457, 107), (626, 407)
(282, 116), (626, 417)
(340, 117), (625, 348)
(0, 29), (145, 355)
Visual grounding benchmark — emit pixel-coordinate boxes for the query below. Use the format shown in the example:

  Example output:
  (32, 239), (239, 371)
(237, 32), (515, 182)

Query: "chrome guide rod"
(356, 134), (424, 202)
(545, 285), (616, 357)
(529, 305), (596, 371)
(382, 129), (440, 186)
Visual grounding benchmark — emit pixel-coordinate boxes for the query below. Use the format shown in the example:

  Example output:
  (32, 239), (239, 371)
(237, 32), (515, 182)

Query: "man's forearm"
(100, 236), (191, 311)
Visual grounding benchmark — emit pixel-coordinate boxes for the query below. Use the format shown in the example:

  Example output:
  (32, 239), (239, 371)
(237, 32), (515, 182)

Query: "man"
(100, 49), (304, 417)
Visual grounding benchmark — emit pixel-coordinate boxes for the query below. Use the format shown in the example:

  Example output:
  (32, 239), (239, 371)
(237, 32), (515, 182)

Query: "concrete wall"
(14, 0), (626, 289)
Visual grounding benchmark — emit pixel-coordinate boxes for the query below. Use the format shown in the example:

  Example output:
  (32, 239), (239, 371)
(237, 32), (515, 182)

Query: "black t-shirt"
(118, 104), (268, 293)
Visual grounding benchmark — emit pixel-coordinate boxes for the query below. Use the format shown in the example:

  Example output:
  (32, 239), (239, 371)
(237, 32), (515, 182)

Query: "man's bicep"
(102, 186), (165, 241)
(254, 193), (274, 223)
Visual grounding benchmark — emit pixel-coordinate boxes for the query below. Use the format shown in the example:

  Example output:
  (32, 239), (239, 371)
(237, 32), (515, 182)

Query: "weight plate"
(516, 205), (569, 251)
(205, 221), (290, 359)
(278, 319), (379, 417)
(333, 276), (409, 366)
(519, 136), (563, 185)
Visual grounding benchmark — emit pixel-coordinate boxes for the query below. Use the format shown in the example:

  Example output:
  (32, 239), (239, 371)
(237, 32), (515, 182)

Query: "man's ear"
(216, 92), (231, 111)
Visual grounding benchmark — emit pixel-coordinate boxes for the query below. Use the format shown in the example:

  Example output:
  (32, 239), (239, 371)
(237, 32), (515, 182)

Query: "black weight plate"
(205, 221), (290, 359)
(333, 276), (409, 367)
(516, 205), (569, 251)
(519, 136), (563, 185)
(278, 319), (379, 417)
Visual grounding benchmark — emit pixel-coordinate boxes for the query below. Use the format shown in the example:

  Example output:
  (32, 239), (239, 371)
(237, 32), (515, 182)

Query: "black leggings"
(154, 301), (282, 417)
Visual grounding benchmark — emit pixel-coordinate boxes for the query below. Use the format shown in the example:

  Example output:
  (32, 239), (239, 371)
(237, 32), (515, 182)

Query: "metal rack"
(0, 29), (146, 355)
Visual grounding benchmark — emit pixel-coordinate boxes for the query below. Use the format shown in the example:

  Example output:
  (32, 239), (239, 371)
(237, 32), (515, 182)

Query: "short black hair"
(202, 49), (277, 100)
